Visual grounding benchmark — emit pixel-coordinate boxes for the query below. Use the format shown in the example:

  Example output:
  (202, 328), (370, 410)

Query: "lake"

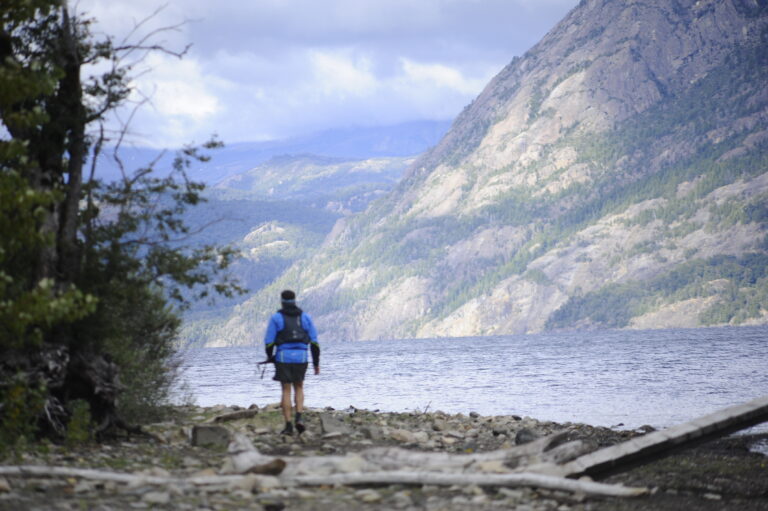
(177, 325), (768, 430)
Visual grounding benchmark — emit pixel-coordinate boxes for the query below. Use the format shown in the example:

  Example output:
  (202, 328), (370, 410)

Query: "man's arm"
(304, 313), (320, 374)
(263, 314), (279, 360)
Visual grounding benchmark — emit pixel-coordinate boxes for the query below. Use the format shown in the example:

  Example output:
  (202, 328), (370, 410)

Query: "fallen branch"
(0, 465), (647, 497)
(555, 394), (768, 478)
(0, 465), (246, 486)
(290, 471), (648, 497)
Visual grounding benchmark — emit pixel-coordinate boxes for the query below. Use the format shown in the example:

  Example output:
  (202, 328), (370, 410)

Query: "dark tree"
(0, 0), (242, 446)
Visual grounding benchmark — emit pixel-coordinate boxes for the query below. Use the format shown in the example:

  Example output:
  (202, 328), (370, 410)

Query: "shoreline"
(1, 404), (767, 510)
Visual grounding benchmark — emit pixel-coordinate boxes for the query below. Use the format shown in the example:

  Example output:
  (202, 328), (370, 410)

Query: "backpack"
(275, 312), (310, 345)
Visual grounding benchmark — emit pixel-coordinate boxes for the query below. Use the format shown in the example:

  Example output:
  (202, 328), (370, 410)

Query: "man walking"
(263, 290), (320, 435)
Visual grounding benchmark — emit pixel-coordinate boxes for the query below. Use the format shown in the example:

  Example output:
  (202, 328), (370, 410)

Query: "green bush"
(0, 376), (46, 455)
(65, 399), (92, 447)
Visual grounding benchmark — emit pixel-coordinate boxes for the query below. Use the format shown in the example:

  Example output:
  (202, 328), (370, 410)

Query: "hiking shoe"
(295, 421), (306, 435)
(280, 423), (294, 436)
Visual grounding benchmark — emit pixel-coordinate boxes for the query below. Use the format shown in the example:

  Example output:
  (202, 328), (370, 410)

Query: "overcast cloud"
(74, 0), (577, 148)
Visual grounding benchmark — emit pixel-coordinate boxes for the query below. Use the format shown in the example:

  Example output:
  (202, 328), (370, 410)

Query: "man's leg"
(280, 382), (293, 434)
(293, 381), (305, 433)
(293, 381), (304, 413)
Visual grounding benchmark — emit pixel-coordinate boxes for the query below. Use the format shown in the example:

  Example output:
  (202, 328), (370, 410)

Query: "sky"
(74, 0), (578, 149)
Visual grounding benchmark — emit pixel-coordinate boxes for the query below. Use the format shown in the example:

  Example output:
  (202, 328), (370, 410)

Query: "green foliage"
(0, 172), (97, 349)
(0, 2), (244, 440)
(548, 253), (768, 329)
(65, 399), (92, 446)
(523, 268), (552, 286)
(0, 375), (46, 454)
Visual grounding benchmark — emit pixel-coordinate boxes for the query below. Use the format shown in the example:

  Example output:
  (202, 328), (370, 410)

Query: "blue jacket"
(264, 310), (319, 364)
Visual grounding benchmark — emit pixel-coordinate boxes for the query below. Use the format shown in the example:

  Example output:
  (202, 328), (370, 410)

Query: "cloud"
(398, 59), (488, 96)
(73, 0), (578, 148)
(309, 51), (378, 97)
(139, 55), (219, 120)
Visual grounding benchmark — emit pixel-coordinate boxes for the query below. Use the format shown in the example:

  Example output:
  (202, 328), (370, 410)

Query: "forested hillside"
(204, 0), (768, 345)
(179, 155), (413, 346)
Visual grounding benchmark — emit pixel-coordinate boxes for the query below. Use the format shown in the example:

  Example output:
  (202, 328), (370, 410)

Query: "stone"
(469, 411), (480, 418)
(499, 488), (525, 500)
(463, 484), (484, 496)
(319, 413), (351, 435)
(147, 467), (171, 478)
(73, 481), (95, 493)
(192, 468), (217, 478)
(0, 477), (10, 493)
(471, 494), (488, 504)
(515, 428), (539, 445)
(413, 431), (429, 443)
(227, 474), (259, 493)
(142, 491), (171, 504)
(432, 419), (447, 431)
(390, 428), (416, 443)
(355, 488), (382, 502)
(391, 490), (413, 509)
(360, 425), (383, 440)
(182, 456), (204, 468)
(191, 424), (231, 449)
(492, 426), (508, 436)
(255, 476), (282, 491)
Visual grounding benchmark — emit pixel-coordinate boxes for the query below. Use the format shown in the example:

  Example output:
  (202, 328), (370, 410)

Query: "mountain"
(178, 154), (414, 346)
(203, 0), (768, 346)
(215, 154), (409, 214)
(94, 120), (449, 185)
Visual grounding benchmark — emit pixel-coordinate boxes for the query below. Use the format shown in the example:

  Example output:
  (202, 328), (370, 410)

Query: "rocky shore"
(0, 404), (766, 510)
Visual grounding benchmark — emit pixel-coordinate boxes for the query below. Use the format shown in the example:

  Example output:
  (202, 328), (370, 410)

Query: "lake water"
(176, 325), (768, 430)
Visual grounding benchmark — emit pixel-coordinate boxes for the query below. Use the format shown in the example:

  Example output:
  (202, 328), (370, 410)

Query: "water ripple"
(175, 325), (768, 429)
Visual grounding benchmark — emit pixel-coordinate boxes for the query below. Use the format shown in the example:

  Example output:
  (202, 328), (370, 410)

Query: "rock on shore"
(0, 404), (766, 510)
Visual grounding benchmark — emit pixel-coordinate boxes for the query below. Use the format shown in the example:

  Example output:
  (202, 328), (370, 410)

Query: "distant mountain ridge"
(95, 120), (450, 185)
(199, 0), (768, 346)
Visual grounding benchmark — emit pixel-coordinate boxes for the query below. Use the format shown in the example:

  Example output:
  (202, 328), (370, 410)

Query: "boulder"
(191, 424), (231, 449)
(389, 429), (416, 443)
(319, 413), (351, 435)
(515, 428), (539, 445)
(142, 491), (171, 505)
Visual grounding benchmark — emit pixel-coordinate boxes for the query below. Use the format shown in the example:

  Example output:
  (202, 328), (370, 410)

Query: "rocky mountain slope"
(208, 0), (768, 345)
(179, 155), (413, 346)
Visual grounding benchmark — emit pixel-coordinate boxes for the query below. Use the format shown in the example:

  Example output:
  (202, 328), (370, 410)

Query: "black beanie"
(281, 290), (296, 302)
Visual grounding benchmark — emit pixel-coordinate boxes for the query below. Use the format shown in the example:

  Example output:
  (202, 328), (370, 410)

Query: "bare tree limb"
(0, 465), (648, 498)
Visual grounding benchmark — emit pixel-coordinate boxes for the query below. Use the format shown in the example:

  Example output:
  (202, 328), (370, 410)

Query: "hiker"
(263, 289), (320, 435)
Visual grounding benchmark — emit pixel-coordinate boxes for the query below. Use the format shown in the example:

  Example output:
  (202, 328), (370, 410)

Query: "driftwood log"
(218, 431), (646, 497)
(4, 396), (766, 499)
(0, 465), (646, 498)
(554, 394), (768, 478)
(0, 430), (646, 498)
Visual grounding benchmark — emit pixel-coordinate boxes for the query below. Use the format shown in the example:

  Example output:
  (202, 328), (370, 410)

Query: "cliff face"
(209, 0), (768, 345)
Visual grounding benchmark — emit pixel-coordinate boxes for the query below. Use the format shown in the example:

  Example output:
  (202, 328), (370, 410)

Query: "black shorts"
(273, 362), (308, 383)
